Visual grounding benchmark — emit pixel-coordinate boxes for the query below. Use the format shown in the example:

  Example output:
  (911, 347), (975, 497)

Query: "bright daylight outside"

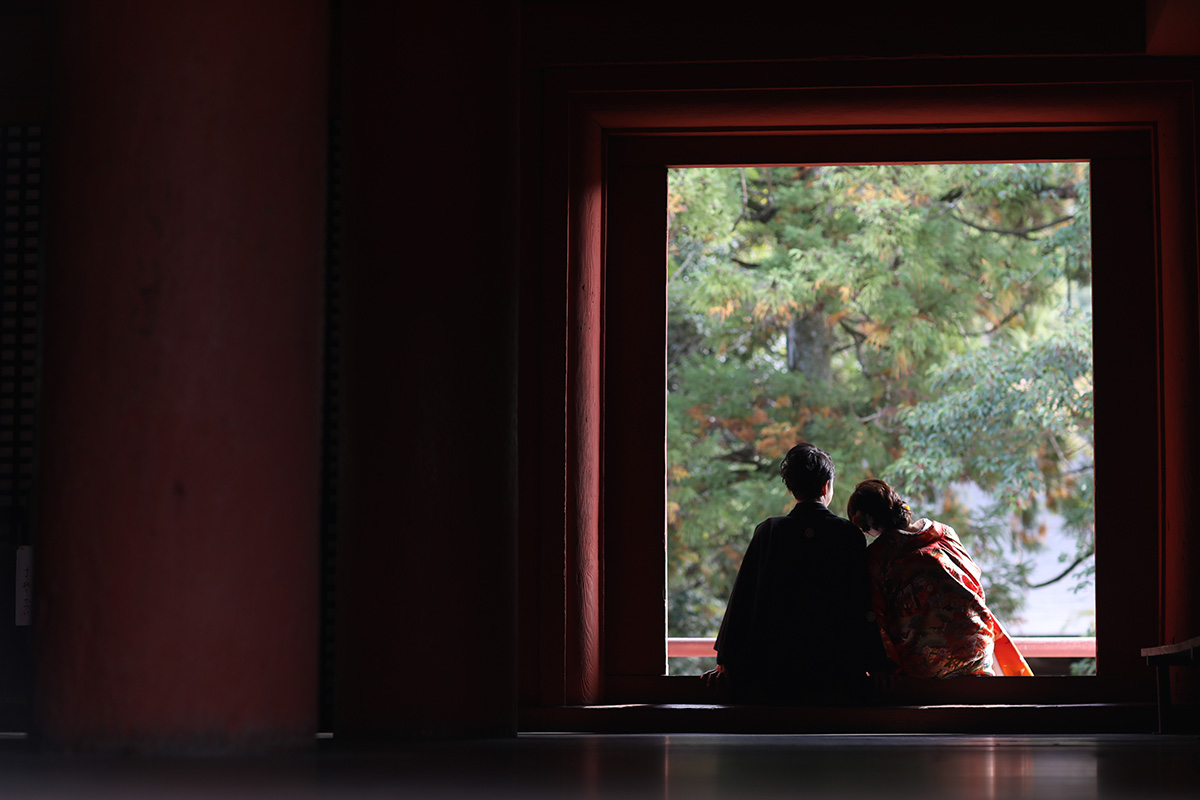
(666, 163), (1095, 677)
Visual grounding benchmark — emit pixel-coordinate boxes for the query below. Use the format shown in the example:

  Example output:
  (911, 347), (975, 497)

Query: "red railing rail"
(667, 636), (1096, 659)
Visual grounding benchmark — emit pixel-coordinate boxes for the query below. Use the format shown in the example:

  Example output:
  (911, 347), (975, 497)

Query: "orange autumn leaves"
(683, 396), (813, 462)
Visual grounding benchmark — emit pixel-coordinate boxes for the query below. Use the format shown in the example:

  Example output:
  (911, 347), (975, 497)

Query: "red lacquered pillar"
(34, 1), (328, 751)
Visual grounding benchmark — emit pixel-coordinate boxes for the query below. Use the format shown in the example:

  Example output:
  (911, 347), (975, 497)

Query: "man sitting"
(703, 442), (886, 703)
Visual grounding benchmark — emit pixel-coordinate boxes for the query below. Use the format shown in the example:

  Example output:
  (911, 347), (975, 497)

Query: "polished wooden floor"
(1, 733), (1198, 798)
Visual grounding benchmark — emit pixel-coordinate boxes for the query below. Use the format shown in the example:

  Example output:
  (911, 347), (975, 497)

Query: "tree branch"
(715, 446), (758, 465)
(838, 317), (867, 342)
(951, 213), (1076, 239)
(1030, 182), (1079, 201)
(839, 318), (880, 381)
(1022, 548), (1094, 589)
(929, 196), (963, 221)
(730, 257), (763, 269)
(962, 293), (1039, 336)
(714, 447), (774, 473)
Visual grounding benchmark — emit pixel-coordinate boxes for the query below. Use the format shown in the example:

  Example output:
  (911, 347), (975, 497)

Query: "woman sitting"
(846, 478), (1032, 678)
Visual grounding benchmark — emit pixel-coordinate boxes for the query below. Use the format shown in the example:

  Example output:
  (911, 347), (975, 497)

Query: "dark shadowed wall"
(332, 0), (521, 738)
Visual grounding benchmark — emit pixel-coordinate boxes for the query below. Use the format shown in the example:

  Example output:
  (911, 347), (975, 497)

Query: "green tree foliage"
(667, 163), (1092, 657)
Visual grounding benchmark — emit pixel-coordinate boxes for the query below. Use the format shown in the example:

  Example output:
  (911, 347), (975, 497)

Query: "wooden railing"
(667, 636), (1096, 659)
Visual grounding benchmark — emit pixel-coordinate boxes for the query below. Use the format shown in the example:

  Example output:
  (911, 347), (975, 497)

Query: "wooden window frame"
(520, 59), (1197, 709)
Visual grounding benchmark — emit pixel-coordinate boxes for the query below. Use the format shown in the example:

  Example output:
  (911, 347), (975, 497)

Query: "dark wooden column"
(34, 0), (329, 751)
(333, 0), (520, 738)
(1161, 83), (1200, 708)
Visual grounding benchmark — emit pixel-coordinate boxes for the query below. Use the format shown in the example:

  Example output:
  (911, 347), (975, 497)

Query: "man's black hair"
(779, 443), (835, 500)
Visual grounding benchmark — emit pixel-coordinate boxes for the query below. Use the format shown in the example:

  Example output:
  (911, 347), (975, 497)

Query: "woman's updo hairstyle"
(846, 478), (913, 533)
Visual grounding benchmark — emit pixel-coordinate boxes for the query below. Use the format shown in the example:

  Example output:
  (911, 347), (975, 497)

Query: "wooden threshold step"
(519, 703), (1157, 735)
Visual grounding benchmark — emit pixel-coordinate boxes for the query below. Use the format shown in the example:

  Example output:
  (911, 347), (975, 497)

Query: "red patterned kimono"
(867, 518), (1032, 678)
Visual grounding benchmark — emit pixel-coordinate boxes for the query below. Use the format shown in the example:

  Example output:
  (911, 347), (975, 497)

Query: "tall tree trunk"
(786, 311), (834, 381)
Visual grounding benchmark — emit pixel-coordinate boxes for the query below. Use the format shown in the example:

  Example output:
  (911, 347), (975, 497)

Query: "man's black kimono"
(713, 500), (884, 703)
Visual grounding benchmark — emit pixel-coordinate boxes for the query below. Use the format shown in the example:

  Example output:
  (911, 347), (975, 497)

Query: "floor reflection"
(0, 733), (1193, 799)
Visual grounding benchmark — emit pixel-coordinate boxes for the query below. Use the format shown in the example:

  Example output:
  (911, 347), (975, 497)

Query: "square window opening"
(665, 163), (1097, 680)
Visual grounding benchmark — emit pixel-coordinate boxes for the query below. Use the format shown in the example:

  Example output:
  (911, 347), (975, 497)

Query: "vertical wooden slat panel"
(0, 123), (40, 729)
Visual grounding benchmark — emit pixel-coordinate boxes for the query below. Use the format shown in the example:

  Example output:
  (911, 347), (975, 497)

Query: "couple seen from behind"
(702, 442), (1033, 704)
